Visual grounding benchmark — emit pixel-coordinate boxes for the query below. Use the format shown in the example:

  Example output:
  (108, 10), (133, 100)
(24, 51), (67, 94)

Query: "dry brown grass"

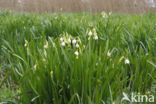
(0, 0), (155, 13)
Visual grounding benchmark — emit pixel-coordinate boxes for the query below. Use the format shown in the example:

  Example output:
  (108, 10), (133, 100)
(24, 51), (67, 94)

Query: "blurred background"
(0, 0), (156, 13)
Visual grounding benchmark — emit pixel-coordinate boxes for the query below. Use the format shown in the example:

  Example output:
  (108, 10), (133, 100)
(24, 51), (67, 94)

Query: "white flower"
(94, 35), (98, 40)
(24, 40), (28, 47)
(93, 28), (97, 36)
(101, 12), (108, 18)
(109, 12), (112, 16)
(60, 37), (63, 41)
(76, 44), (79, 48)
(103, 15), (107, 18)
(88, 31), (93, 36)
(125, 59), (130, 64)
(107, 51), (111, 57)
(61, 42), (65, 46)
(34, 64), (37, 70)
(74, 51), (79, 56)
(72, 39), (77, 44)
(68, 38), (71, 43)
(44, 41), (48, 49)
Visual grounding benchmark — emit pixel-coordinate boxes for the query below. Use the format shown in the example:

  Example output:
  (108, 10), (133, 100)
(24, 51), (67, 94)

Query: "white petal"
(107, 52), (111, 57)
(72, 39), (77, 44)
(76, 44), (79, 48)
(94, 36), (98, 40)
(68, 39), (71, 43)
(74, 51), (79, 56)
(60, 38), (63, 41)
(88, 31), (93, 36)
(125, 59), (130, 64)
(61, 42), (65, 46)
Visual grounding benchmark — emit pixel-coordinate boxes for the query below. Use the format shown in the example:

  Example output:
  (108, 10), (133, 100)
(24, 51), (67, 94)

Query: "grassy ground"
(0, 11), (156, 104)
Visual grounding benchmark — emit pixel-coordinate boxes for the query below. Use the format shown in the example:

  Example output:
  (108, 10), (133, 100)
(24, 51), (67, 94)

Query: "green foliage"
(0, 12), (156, 104)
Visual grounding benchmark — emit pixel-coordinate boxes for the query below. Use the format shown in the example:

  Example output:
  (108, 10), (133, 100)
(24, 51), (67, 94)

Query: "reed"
(0, 0), (155, 13)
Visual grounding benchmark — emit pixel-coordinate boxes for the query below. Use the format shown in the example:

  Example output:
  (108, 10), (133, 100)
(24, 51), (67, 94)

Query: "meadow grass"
(0, 11), (156, 104)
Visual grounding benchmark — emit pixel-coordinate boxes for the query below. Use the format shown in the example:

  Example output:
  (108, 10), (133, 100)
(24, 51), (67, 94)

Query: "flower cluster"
(101, 11), (112, 18)
(101, 11), (108, 18)
(86, 28), (98, 40)
(60, 33), (71, 47)
(59, 32), (82, 59)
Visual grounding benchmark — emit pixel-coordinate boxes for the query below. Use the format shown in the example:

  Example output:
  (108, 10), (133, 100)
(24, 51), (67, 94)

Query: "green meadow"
(0, 11), (156, 104)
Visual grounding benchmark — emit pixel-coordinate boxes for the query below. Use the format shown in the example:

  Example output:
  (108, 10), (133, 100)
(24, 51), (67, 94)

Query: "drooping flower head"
(93, 28), (98, 40)
(101, 11), (108, 18)
(74, 51), (79, 59)
(61, 42), (65, 46)
(74, 51), (79, 56)
(76, 44), (79, 48)
(44, 40), (48, 49)
(125, 59), (130, 64)
(88, 31), (93, 36)
(86, 28), (99, 40)
(107, 51), (111, 57)
(24, 40), (28, 47)
(72, 39), (77, 44)
(60, 37), (64, 41)
(93, 35), (98, 40)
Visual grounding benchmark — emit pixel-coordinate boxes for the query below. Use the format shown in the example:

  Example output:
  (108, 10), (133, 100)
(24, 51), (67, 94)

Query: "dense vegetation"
(0, 11), (156, 104)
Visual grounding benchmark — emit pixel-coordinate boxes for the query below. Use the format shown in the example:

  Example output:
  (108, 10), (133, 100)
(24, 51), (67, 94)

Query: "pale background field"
(0, 0), (156, 13)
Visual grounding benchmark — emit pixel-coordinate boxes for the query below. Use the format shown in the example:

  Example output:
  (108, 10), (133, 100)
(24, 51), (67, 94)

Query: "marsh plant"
(0, 11), (156, 103)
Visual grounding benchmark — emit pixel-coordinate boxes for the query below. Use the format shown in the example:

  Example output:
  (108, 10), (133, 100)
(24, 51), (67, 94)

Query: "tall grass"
(0, 11), (156, 103)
